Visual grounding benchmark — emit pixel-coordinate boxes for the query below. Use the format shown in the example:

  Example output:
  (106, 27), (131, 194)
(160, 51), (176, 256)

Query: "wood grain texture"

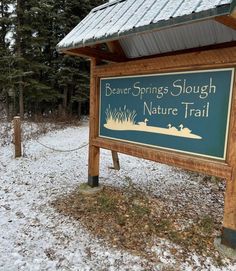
(92, 138), (232, 179)
(13, 116), (22, 158)
(66, 47), (127, 63)
(107, 41), (126, 59)
(223, 77), (236, 230)
(94, 46), (236, 77)
(111, 151), (120, 170)
(223, 170), (236, 230)
(88, 59), (100, 180)
(215, 15), (236, 30)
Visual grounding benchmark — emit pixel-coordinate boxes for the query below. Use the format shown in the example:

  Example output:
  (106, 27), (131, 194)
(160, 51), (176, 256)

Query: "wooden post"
(88, 58), (100, 187)
(222, 173), (236, 249)
(222, 79), (236, 249)
(13, 116), (22, 158)
(111, 151), (120, 170)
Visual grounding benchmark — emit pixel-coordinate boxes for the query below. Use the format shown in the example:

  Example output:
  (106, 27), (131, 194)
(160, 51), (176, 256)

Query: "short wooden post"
(111, 151), (120, 170)
(13, 116), (22, 158)
(88, 58), (100, 187)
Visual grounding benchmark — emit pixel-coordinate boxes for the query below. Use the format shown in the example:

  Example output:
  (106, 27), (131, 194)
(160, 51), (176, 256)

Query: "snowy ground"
(0, 120), (236, 270)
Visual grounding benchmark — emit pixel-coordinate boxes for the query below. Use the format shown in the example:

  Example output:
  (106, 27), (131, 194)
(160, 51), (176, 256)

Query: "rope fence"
(30, 119), (88, 152)
(1, 117), (88, 154)
(35, 140), (88, 153)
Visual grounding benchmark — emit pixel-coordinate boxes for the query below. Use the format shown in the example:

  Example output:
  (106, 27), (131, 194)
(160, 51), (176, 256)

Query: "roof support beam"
(106, 41), (126, 58)
(215, 12), (236, 30)
(63, 46), (128, 62)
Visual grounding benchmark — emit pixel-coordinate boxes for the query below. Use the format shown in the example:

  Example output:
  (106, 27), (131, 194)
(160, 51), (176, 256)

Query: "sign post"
(86, 46), (236, 249)
(222, 77), (236, 249)
(88, 58), (100, 187)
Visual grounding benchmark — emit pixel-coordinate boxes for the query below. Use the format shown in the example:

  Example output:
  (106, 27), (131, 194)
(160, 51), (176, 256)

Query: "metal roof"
(57, 0), (236, 51)
(120, 19), (236, 58)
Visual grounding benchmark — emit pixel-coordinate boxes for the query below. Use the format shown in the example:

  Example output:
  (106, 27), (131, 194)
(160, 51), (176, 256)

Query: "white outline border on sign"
(98, 68), (235, 161)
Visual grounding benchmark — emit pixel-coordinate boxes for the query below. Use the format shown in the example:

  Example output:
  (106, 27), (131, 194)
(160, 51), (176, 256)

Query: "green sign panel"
(99, 69), (234, 160)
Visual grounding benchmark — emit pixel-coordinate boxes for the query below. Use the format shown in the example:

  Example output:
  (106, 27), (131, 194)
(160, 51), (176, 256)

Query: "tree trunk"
(5, 94), (10, 120)
(16, 0), (24, 119)
(62, 86), (68, 117)
(78, 101), (82, 119)
(19, 83), (24, 118)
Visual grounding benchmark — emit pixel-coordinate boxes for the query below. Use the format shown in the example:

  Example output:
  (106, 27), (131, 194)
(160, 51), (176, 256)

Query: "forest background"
(0, 0), (105, 120)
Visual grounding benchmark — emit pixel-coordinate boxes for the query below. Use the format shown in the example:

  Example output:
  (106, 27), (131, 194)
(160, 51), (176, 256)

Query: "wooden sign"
(99, 68), (234, 160)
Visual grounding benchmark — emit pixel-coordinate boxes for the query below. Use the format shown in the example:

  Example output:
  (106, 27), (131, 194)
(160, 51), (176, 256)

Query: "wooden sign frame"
(98, 69), (234, 161)
(88, 45), (236, 248)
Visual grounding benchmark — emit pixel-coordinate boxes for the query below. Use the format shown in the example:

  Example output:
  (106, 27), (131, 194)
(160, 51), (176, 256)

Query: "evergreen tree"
(13, 0), (58, 118)
(0, 0), (106, 119)
(0, 1), (14, 117)
(49, 0), (105, 117)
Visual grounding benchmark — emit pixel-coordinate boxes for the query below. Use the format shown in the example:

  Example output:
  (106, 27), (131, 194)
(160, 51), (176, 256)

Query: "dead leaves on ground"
(52, 185), (223, 265)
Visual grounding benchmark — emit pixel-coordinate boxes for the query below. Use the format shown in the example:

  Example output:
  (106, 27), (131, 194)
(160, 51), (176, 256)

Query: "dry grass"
(52, 184), (226, 267)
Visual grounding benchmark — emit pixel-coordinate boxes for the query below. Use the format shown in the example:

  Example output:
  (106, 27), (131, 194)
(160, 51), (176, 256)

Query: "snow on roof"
(57, 0), (235, 50)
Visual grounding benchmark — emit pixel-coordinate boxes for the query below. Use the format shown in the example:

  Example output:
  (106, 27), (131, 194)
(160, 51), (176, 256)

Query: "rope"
(35, 139), (88, 153)
(27, 120), (88, 153)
